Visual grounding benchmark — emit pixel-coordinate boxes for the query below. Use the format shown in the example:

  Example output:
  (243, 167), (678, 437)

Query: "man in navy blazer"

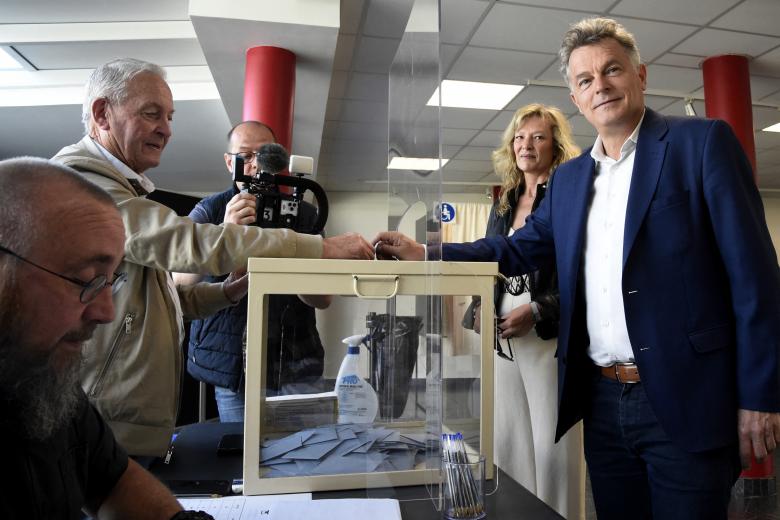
(375, 17), (780, 519)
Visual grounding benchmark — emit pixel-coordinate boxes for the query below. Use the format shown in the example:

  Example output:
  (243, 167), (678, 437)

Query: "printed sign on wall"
(440, 202), (455, 223)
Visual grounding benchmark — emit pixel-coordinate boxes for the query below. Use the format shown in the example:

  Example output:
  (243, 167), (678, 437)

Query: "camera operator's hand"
(322, 232), (374, 260)
(225, 193), (257, 225)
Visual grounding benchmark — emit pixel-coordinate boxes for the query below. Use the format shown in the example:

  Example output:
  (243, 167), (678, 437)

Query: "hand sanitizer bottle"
(335, 334), (378, 424)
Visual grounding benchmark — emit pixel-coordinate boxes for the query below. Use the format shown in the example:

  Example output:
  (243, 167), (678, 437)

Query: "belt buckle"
(615, 361), (639, 384)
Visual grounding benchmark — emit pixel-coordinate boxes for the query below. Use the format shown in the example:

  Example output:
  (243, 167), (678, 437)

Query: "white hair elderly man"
(52, 58), (374, 459)
(0, 157), (212, 520)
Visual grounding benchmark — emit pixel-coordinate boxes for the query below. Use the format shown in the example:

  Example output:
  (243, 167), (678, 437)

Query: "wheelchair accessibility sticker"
(440, 202), (455, 223)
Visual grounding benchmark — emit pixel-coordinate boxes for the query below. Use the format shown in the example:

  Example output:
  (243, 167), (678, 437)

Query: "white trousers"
(495, 290), (585, 519)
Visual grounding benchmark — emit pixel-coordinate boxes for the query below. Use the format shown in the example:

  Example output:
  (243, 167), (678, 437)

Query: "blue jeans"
(214, 378), (328, 423)
(584, 374), (740, 520)
(214, 385), (246, 423)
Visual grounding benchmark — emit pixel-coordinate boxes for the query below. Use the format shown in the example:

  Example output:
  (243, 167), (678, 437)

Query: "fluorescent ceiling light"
(365, 179), (495, 186)
(426, 80), (524, 110)
(762, 122), (780, 133)
(0, 66), (218, 107)
(0, 21), (195, 43)
(683, 99), (697, 117)
(0, 86), (85, 107)
(0, 47), (24, 70)
(0, 82), (219, 107)
(168, 82), (220, 101)
(388, 157), (449, 170)
(0, 69), (90, 88)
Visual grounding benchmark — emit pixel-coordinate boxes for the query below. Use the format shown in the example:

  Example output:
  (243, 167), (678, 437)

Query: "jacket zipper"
(88, 313), (134, 398)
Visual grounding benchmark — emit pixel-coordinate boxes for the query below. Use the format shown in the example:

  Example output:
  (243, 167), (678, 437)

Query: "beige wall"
(762, 195), (780, 253)
(323, 192), (493, 233)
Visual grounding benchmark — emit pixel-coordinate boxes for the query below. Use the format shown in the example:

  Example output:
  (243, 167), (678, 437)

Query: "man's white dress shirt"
(583, 113), (645, 366)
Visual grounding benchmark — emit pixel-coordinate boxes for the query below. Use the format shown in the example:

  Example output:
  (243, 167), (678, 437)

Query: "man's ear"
(638, 63), (648, 91)
(92, 98), (111, 131)
(224, 153), (233, 173)
(569, 91), (582, 114)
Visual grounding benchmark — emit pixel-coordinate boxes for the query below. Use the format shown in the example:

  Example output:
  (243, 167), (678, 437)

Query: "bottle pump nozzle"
(342, 334), (367, 355)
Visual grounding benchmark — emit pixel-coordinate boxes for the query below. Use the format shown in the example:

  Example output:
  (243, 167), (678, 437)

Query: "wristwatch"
(529, 302), (542, 323)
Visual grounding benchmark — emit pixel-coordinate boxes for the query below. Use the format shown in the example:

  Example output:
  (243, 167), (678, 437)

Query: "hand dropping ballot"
(335, 334), (378, 424)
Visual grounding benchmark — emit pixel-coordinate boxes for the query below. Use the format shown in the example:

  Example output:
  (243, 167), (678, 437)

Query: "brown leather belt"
(600, 362), (641, 383)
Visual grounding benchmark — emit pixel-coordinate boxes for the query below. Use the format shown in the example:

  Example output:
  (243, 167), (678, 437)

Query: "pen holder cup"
(442, 455), (486, 520)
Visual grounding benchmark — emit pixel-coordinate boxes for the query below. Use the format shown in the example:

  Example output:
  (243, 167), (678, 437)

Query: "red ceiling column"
(703, 54), (771, 485)
(702, 54), (757, 180)
(243, 46), (296, 153)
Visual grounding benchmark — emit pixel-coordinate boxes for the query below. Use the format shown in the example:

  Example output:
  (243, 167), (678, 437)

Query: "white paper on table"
(268, 498), (401, 520)
(177, 493), (311, 520)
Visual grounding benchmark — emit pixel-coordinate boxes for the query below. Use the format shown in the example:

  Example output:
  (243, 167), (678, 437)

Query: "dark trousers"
(584, 374), (740, 520)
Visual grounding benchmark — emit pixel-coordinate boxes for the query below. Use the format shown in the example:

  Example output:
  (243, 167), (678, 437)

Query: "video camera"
(232, 143), (328, 234)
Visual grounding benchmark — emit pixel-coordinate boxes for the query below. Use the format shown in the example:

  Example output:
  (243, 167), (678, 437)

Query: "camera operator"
(173, 121), (331, 422)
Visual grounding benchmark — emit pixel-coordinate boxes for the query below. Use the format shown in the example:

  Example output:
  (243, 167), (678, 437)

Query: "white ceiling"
(1, 0), (779, 196)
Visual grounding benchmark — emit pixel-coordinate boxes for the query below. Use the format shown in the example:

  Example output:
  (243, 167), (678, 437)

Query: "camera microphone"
(256, 143), (289, 174)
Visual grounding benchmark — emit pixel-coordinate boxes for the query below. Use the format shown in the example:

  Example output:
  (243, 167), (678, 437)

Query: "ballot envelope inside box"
(239, 258), (497, 495)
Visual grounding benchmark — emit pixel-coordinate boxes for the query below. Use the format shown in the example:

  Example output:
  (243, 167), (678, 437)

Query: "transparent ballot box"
(242, 258), (497, 495)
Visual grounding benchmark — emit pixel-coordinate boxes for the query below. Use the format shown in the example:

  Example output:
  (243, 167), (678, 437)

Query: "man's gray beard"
(0, 320), (83, 442)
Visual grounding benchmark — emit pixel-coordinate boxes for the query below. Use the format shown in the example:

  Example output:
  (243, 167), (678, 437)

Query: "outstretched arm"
(322, 232), (375, 260)
(372, 231), (426, 261)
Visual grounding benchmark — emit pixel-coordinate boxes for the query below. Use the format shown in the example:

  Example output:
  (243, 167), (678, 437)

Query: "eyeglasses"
(0, 244), (127, 304)
(494, 320), (514, 361)
(229, 151), (262, 164)
(495, 335), (514, 361)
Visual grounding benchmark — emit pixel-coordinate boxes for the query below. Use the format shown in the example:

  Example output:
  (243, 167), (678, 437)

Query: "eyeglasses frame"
(494, 317), (515, 361)
(0, 244), (127, 304)
(228, 151), (263, 164)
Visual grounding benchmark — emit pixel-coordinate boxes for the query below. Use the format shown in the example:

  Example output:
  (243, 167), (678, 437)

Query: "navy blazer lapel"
(623, 109), (669, 267)
(559, 153), (596, 302)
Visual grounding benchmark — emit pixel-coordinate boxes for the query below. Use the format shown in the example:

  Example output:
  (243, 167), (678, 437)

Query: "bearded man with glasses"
(0, 157), (213, 520)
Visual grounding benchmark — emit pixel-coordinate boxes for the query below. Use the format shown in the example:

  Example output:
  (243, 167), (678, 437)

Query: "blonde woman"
(471, 103), (584, 519)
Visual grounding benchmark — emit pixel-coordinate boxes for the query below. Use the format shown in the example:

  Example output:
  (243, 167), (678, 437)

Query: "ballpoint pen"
(442, 433), (484, 519)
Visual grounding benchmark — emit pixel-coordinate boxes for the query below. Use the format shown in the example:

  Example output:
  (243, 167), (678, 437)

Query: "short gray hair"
(0, 157), (115, 254)
(559, 17), (641, 88)
(82, 58), (167, 135)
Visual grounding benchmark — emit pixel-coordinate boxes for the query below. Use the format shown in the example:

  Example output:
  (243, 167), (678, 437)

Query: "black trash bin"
(366, 313), (424, 419)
